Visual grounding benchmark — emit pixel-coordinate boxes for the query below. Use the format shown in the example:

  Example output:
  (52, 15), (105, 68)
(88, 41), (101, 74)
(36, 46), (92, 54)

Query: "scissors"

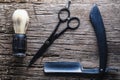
(28, 1), (80, 67)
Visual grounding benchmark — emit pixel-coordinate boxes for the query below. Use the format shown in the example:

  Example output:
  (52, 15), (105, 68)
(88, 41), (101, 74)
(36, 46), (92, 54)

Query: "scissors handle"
(55, 17), (80, 39)
(58, 8), (70, 22)
(67, 17), (80, 30)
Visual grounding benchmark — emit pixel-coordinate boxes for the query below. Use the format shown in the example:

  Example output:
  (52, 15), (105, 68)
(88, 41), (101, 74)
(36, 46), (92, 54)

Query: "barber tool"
(28, 1), (80, 67)
(44, 4), (118, 80)
(12, 9), (29, 57)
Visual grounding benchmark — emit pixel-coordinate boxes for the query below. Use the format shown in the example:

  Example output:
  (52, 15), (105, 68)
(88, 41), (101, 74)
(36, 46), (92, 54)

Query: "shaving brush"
(12, 9), (29, 57)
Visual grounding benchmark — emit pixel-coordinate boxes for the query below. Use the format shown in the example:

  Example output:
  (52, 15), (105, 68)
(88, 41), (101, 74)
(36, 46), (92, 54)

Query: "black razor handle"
(13, 34), (27, 57)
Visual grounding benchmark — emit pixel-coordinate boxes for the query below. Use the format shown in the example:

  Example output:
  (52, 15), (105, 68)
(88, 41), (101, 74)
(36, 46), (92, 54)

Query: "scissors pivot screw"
(67, 18), (70, 20)
(100, 69), (104, 72)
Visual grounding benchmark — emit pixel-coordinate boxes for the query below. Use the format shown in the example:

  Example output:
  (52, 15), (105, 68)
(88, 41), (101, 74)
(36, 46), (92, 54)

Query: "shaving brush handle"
(13, 34), (27, 57)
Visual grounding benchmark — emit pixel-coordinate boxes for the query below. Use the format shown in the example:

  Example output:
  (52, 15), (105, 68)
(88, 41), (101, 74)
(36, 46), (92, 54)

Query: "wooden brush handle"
(13, 34), (27, 57)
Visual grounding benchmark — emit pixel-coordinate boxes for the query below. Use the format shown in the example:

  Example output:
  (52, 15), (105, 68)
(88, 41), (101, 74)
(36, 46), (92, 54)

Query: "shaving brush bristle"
(12, 9), (29, 34)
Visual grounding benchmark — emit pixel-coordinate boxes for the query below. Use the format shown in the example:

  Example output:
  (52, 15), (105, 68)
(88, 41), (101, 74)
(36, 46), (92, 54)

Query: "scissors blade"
(28, 42), (49, 67)
(28, 22), (60, 68)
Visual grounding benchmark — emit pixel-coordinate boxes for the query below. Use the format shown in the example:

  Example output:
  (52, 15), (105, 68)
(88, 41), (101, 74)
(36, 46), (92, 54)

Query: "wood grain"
(0, 0), (119, 80)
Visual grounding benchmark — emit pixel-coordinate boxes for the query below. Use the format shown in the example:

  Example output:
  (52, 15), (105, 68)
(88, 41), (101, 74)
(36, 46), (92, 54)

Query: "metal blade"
(44, 62), (82, 73)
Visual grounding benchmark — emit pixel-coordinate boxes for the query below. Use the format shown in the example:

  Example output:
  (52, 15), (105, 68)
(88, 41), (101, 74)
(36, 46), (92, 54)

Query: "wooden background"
(0, 0), (119, 80)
